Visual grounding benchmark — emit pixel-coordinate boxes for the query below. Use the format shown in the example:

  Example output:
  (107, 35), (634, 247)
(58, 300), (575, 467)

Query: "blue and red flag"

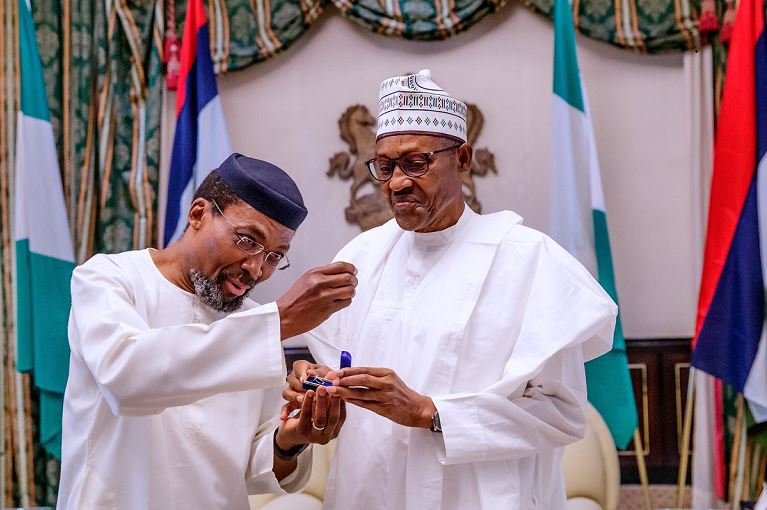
(692, 0), (767, 498)
(163, 0), (232, 246)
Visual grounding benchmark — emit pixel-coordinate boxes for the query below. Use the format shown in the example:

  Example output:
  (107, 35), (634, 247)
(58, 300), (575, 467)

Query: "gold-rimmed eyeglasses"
(211, 200), (290, 270)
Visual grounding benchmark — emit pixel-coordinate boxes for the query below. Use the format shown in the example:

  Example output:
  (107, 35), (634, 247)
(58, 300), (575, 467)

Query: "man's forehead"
(221, 201), (294, 245)
(220, 200), (262, 222)
(376, 134), (454, 155)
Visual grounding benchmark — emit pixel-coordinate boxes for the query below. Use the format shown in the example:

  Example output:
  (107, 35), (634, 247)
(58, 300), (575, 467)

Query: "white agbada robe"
(58, 249), (311, 510)
(302, 206), (617, 510)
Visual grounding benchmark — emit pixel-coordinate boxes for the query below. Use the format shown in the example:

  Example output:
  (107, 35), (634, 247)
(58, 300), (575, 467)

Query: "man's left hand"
(326, 367), (436, 428)
(276, 386), (345, 450)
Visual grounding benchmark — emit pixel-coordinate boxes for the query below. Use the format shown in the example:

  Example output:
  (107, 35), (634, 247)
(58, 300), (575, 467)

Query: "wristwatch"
(273, 429), (308, 460)
(430, 411), (442, 433)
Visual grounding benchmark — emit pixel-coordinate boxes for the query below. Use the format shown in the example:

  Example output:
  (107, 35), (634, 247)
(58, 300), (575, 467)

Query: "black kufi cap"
(217, 153), (307, 230)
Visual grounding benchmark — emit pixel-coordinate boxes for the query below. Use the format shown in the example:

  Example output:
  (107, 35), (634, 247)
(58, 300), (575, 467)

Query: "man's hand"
(276, 386), (345, 449)
(276, 262), (357, 340)
(326, 367), (436, 428)
(280, 360), (335, 420)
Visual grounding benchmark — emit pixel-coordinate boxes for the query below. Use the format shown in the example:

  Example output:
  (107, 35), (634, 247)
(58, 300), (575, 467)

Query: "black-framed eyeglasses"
(211, 200), (290, 270)
(365, 143), (462, 182)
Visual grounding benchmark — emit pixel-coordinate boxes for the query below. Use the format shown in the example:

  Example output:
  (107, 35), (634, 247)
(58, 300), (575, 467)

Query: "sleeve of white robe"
(69, 254), (287, 416)
(433, 347), (589, 464)
(432, 236), (618, 465)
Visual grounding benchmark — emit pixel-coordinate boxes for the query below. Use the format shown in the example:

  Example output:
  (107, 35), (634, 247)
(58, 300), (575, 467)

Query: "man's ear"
(187, 198), (208, 231)
(457, 143), (473, 174)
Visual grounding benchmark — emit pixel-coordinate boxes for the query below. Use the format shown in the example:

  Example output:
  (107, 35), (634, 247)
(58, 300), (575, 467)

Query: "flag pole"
(12, 375), (30, 507)
(21, 376), (35, 504)
(744, 440), (754, 501)
(729, 395), (746, 509)
(757, 449), (766, 493)
(677, 366), (696, 507)
(633, 429), (653, 510)
(8, 2), (30, 503)
(0, 0), (11, 501)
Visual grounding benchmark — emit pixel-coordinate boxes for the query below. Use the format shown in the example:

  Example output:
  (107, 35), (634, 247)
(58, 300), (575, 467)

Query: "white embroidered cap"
(376, 69), (468, 142)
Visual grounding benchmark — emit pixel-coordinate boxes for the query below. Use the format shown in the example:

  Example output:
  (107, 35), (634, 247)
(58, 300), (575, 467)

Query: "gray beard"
(190, 268), (249, 313)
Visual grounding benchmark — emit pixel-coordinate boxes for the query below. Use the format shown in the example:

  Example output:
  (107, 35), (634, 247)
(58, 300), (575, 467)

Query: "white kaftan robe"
(302, 206), (617, 510)
(58, 249), (311, 510)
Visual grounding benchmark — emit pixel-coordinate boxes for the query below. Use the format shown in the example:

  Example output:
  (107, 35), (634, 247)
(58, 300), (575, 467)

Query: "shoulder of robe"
(73, 250), (144, 284)
(497, 225), (575, 265)
(499, 226), (613, 305)
(494, 221), (587, 275)
(76, 251), (116, 272)
(492, 215), (568, 255)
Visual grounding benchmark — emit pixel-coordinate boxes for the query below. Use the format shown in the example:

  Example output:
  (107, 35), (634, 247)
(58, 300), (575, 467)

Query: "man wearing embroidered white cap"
(286, 69), (618, 509)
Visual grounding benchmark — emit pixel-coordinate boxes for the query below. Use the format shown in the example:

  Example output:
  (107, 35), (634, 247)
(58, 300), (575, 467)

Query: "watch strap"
(273, 429), (309, 460)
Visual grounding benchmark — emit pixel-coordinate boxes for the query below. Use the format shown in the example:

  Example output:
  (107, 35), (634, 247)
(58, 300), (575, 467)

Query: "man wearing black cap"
(57, 153), (357, 509)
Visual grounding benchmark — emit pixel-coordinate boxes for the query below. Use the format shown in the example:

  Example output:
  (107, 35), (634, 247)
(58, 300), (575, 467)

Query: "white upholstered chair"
(249, 440), (336, 510)
(562, 402), (621, 510)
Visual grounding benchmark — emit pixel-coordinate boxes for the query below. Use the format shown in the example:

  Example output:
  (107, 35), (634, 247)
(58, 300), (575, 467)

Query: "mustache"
(390, 190), (420, 203)
(219, 270), (256, 289)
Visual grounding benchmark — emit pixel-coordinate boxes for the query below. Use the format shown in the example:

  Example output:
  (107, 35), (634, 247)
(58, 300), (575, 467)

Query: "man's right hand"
(276, 262), (357, 340)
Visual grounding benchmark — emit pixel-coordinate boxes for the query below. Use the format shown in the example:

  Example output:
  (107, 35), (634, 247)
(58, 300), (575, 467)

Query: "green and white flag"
(548, 0), (638, 449)
(15, 0), (75, 459)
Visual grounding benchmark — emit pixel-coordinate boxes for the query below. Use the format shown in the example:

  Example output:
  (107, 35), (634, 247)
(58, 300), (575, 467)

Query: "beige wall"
(162, 4), (701, 339)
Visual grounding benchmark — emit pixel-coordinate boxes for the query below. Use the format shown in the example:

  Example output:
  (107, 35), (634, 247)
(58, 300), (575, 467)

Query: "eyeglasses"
(365, 143), (462, 182)
(211, 200), (290, 270)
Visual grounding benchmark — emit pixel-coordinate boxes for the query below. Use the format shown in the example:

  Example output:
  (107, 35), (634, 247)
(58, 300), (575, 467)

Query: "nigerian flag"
(548, 0), (638, 449)
(15, 0), (75, 459)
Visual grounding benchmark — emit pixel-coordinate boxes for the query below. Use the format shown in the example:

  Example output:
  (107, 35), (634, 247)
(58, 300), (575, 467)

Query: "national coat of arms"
(326, 104), (497, 232)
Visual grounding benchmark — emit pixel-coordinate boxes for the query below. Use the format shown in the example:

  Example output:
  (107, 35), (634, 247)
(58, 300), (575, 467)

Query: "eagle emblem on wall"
(327, 103), (497, 232)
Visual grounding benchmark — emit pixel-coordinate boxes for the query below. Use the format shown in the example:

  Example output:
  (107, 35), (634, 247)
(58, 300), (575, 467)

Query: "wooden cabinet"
(284, 347), (314, 372)
(620, 339), (691, 483)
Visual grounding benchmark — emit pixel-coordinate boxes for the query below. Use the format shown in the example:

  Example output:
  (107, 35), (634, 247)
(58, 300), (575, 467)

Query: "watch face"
(432, 412), (441, 432)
